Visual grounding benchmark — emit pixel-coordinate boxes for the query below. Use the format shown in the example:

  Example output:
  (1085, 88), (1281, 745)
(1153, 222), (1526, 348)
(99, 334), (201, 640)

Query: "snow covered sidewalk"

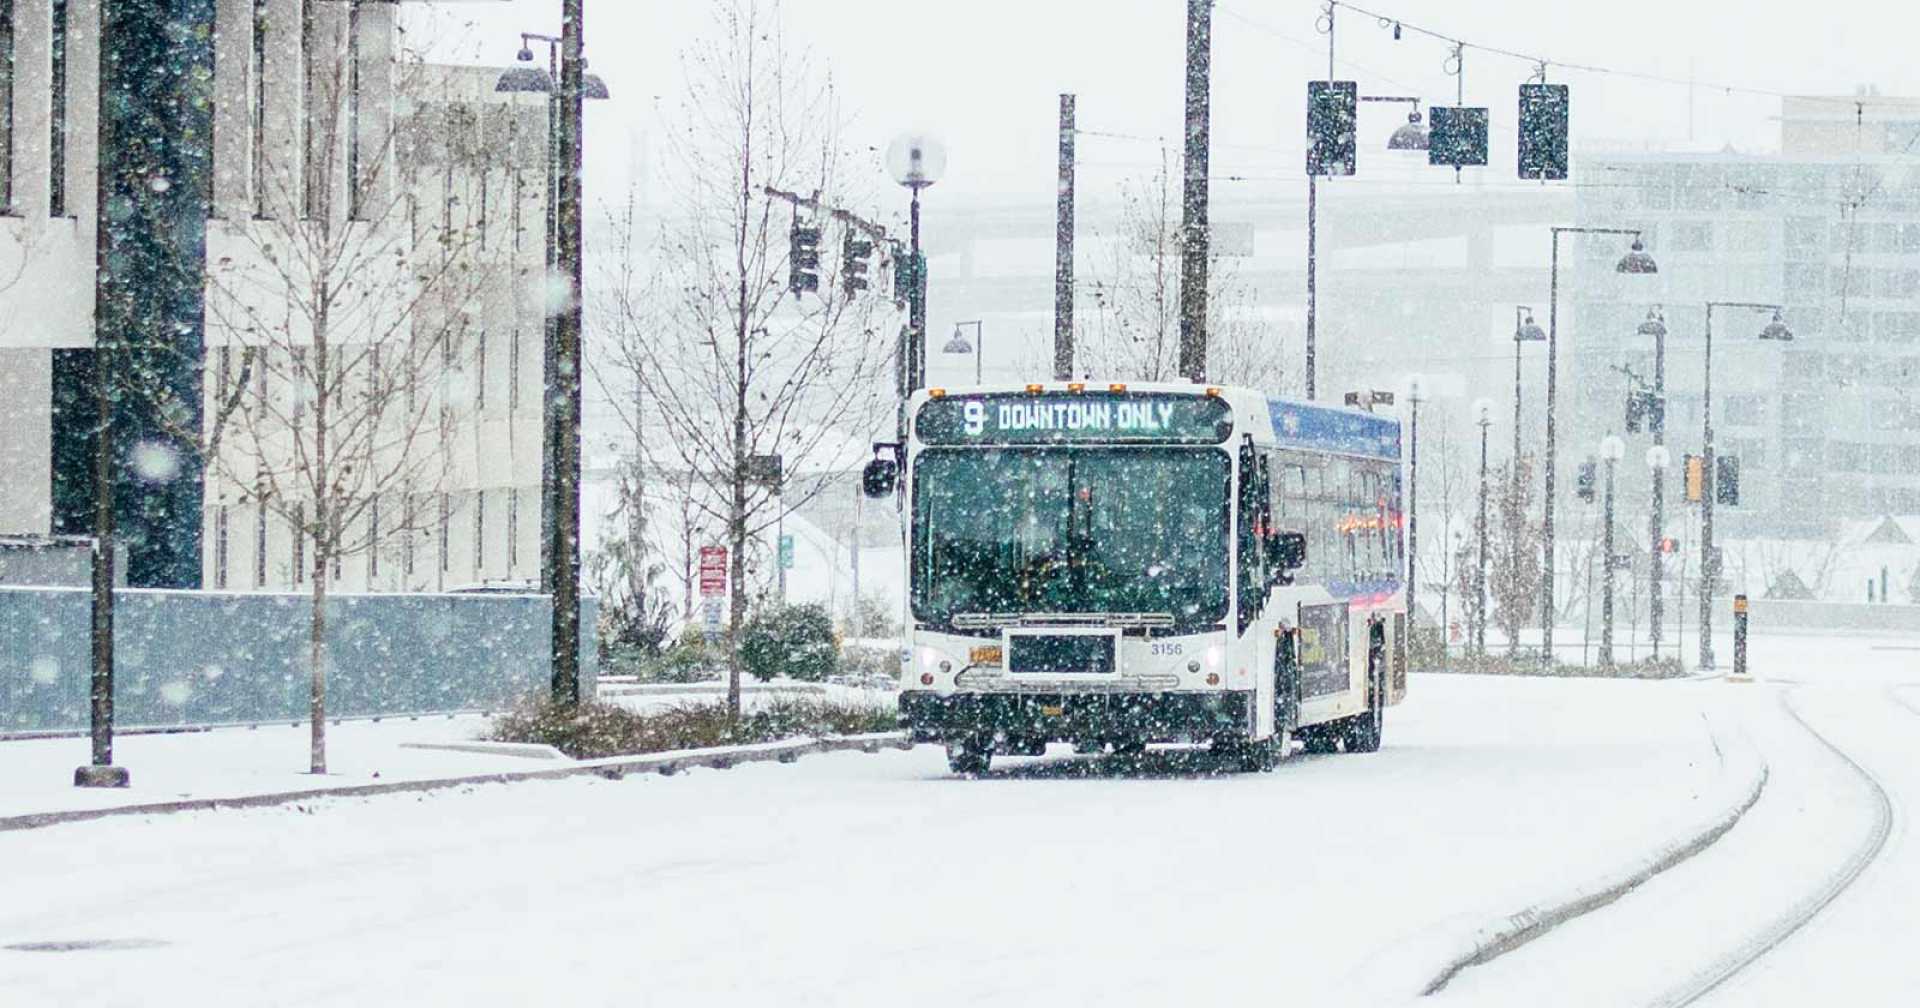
(0, 715), (532, 820)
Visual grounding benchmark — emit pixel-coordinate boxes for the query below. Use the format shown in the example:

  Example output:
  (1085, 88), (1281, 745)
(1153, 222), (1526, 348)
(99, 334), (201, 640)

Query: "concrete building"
(1568, 93), (1920, 542)
(0, 1), (543, 592)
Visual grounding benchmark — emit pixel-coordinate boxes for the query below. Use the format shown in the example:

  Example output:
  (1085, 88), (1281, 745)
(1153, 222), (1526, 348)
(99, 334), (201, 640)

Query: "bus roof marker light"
(1108, 383), (1127, 393)
(1068, 382), (1086, 393)
(929, 387), (946, 398)
(1026, 383), (1044, 394)
(1205, 386), (1222, 397)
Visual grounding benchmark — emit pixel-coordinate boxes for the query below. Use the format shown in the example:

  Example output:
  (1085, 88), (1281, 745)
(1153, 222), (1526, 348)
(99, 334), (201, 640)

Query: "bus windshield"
(911, 447), (1231, 632)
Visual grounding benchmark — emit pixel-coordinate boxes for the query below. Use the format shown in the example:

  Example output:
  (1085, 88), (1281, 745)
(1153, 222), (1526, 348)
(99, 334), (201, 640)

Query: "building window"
(474, 490), (486, 574)
(1669, 220), (1712, 252)
(214, 504), (230, 590)
(215, 346), (231, 407)
(346, 0), (363, 220)
(368, 494), (380, 580)
(438, 493), (450, 573)
(508, 331), (520, 411)
(507, 488), (519, 570)
(251, 0), (267, 217)
(254, 488), (269, 587)
(403, 491), (417, 577)
(301, 0), (320, 219)
(1, 1), (14, 212)
(49, 0), (66, 216)
(292, 503), (306, 584)
(475, 330), (487, 411)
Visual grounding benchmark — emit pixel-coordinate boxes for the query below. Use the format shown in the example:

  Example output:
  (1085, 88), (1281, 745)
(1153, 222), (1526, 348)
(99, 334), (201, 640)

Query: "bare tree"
(1489, 459), (1542, 655)
(1072, 149), (1289, 392)
(599, 0), (891, 718)
(195, 40), (510, 773)
(1415, 412), (1468, 644)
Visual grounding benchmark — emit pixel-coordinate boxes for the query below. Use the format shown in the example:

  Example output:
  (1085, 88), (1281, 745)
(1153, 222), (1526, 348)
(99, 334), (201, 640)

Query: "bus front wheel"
(946, 739), (992, 775)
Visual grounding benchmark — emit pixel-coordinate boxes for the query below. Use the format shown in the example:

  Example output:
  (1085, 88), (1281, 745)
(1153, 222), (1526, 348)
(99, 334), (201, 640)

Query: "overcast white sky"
(416, 0), (1920, 212)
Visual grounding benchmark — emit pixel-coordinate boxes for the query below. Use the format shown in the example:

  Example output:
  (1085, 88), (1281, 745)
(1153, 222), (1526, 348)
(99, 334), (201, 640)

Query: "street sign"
(779, 534), (795, 570)
(698, 545), (728, 597)
(701, 597), (723, 644)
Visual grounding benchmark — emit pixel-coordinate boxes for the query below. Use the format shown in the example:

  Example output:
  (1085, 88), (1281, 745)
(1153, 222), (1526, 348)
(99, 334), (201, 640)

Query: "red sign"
(698, 546), (728, 597)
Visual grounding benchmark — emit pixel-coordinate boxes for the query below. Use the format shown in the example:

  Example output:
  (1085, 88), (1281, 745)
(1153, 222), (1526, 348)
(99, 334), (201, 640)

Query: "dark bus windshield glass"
(911, 447), (1230, 631)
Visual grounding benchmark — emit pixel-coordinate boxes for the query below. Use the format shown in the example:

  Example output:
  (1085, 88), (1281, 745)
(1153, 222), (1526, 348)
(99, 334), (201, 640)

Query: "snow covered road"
(1435, 637), (1920, 1008)
(0, 673), (1753, 1007)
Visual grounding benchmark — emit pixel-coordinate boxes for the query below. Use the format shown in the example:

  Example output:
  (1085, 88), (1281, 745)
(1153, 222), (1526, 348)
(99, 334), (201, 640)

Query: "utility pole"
(1053, 93), (1076, 381)
(1177, 0), (1211, 382)
(548, 0), (586, 705)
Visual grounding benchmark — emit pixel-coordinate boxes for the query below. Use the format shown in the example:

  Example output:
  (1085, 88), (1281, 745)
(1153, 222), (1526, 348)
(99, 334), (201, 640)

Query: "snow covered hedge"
(490, 695), (896, 759)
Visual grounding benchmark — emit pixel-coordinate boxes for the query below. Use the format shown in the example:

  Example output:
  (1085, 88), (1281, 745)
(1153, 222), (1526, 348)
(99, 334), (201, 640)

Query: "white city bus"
(864, 381), (1409, 774)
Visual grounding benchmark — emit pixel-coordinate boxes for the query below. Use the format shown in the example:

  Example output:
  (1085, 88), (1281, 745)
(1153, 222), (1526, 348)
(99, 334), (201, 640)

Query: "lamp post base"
(73, 765), (131, 788)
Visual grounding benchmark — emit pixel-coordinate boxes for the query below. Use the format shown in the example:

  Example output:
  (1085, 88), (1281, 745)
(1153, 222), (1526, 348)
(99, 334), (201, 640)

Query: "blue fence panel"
(0, 588), (597, 734)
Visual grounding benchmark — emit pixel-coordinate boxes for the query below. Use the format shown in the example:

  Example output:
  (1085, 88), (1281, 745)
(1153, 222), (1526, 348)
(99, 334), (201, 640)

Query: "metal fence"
(0, 587), (596, 734)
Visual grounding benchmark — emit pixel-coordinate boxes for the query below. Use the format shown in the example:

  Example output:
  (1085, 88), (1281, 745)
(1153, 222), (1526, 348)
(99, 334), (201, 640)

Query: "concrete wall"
(0, 586), (596, 733)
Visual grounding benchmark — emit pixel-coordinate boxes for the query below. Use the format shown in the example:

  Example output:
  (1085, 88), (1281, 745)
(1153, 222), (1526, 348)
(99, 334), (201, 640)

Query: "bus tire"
(1299, 727), (1339, 754)
(1342, 662), (1385, 754)
(946, 739), (992, 775)
(1213, 734), (1278, 773)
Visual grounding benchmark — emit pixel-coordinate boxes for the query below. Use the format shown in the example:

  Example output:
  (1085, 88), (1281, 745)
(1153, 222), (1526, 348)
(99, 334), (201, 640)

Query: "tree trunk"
(310, 542), (329, 774)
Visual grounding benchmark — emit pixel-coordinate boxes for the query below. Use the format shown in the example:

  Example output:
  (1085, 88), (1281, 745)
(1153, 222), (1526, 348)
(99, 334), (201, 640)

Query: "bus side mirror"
(861, 457), (898, 498)
(1272, 531), (1307, 571)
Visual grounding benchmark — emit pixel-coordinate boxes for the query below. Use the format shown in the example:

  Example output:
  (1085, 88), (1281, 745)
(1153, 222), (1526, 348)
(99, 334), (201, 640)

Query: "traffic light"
(842, 234), (874, 297)
(1575, 460), (1597, 502)
(789, 221), (821, 294)
(1428, 106), (1488, 167)
(1625, 391), (1645, 433)
(1306, 81), (1358, 177)
(1518, 83), (1570, 180)
(892, 243), (923, 303)
(1683, 453), (1705, 503)
(1716, 455), (1740, 506)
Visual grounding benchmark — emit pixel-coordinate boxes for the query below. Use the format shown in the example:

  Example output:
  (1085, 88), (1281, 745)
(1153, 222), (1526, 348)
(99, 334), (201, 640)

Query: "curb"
(1413, 717), (1769, 997)
(0, 732), (913, 834)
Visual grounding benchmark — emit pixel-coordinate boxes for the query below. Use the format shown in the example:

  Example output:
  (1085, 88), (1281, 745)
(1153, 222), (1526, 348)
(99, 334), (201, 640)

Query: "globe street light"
(1698, 303), (1793, 671)
(1472, 397), (1494, 655)
(1598, 434), (1625, 667)
(887, 133), (947, 400)
(1540, 227), (1657, 670)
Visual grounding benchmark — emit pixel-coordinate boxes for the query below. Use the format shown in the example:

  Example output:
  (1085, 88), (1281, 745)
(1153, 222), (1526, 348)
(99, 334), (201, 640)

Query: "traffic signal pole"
(1177, 0), (1211, 383)
(1053, 94), (1076, 382)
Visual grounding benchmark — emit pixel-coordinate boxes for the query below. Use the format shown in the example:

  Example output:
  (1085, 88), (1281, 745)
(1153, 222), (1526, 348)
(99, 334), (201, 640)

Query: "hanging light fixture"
(1758, 309), (1794, 341)
(1636, 307), (1667, 339)
(1387, 109), (1429, 150)
(1616, 238), (1659, 274)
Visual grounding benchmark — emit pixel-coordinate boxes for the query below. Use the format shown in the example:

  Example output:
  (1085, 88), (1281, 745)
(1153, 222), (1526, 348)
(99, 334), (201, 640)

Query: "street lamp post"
(944, 320), (984, 383)
(1473, 397), (1493, 656)
(495, 25), (610, 705)
(1599, 434), (1625, 667)
(1698, 302), (1793, 670)
(1646, 444), (1671, 659)
(1636, 308), (1669, 658)
(1513, 307), (1546, 466)
(887, 134), (947, 403)
(1541, 228), (1656, 669)
(1306, 95), (1429, 400)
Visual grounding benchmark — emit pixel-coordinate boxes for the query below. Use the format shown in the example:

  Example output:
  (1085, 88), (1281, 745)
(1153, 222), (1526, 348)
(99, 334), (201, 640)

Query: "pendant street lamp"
(1635, 307), (1669, 658)
(1387, 109), (1430, 150)
(887, 133), (947, 420)
(1646, 444), (1671, 660)
(1540, 227), (1657, 671)
(944, 320), (984, 383)
(1473, 397), (1494, 656)
(1598, 434), (1625, 667)
(1698, 302), (1793, 672)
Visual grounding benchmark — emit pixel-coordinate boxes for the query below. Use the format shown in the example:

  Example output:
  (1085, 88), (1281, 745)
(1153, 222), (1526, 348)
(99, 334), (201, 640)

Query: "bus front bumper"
(898, 690), (1251, 746)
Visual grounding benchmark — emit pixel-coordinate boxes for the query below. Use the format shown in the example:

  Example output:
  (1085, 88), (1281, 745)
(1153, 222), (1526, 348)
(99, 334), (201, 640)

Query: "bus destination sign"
(917, 392), (1234, 445)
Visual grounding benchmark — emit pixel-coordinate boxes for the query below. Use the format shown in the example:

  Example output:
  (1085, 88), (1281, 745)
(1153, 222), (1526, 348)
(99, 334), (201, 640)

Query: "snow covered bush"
(741, 604), (839, 683)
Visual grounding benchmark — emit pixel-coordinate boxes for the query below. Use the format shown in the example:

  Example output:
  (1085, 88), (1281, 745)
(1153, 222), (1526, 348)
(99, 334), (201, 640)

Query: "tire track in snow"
(1650, 686), (1897, 1008)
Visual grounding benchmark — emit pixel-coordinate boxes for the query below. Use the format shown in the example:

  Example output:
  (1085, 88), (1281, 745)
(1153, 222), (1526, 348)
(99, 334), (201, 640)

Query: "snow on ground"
(0, 716), (523, 818)
(1431, 633), (1920, 1007)
(0, 673), (1732, 1007)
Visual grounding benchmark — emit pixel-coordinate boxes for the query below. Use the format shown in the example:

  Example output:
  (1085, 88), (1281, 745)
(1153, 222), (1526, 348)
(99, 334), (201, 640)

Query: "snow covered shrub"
(741, 603), (839, 683)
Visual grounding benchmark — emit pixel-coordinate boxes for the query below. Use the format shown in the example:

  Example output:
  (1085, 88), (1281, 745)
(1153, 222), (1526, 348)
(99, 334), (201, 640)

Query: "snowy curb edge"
(0, 732), (913, 833)
(1413, 720), (1768, 997)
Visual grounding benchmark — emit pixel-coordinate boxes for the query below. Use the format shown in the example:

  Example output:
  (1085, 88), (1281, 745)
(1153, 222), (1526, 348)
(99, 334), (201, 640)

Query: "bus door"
(1297, 601), (1348, 699)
